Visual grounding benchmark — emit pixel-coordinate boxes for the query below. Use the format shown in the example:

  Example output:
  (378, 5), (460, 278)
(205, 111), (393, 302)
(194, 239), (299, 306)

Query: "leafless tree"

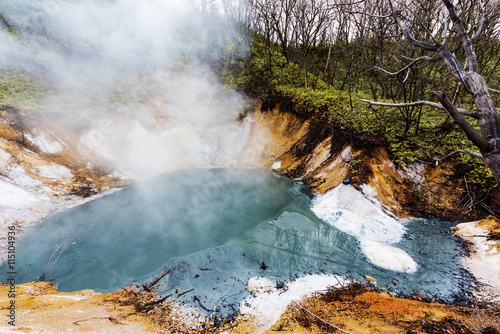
(294, 0), (333, 87)
(358, 0), (500, 187)
(270, 0), (299, 63)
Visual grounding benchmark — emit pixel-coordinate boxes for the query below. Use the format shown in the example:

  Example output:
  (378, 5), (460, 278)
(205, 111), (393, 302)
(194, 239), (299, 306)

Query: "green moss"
(0, 70), (44, 113)
(244, 61), (495, 191)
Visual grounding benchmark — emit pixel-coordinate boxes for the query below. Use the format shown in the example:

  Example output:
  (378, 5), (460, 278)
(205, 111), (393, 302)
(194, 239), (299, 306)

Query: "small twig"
(293, 301), (353, 334)
(232, 272), (246, 285)
(194, 295), (212, 312)
(176, 288), (194, 298)
(142, 268), (171, 292)
(40, 235), (72, 281)
(73, 317), (98, 326)
(323, 259), (345, 288)
(138, 294), (172, 311)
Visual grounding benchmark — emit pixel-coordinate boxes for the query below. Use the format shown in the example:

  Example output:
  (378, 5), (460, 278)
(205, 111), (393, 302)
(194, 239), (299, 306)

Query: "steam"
(0, 0), (250, 177)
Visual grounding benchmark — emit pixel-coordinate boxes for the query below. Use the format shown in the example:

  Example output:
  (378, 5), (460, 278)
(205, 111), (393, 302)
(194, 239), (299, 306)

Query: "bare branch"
(429, 149), (484, 162)
(373, 55), (438, 76)
(471, 0), (486, 43)
(356, 98), (480, 119)
(442, 8), (449, 46)
(40, 236), (73, 281)
(347, 11), (391, 19)
(441, 0), (479, 72)
(409, 8), (441, 45)
(489, 88), (500, 94)
(433, 91), (490, 152)
(388, 0), (439, 51)
(402, 68), (410, 83)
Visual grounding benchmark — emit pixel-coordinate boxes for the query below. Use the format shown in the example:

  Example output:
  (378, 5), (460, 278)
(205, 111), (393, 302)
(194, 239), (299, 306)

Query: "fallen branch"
(138, 294), (172, 311)
(142, 268), (171, 292)
(40, 235), (73, 281)
(293, 301), (353, 334)
(73, 317), (98, 326)
(194, 295), (212, 312)
(176, 288), (194, 298)
(355, 98), (479, 118)
(104, 316), (127, 325)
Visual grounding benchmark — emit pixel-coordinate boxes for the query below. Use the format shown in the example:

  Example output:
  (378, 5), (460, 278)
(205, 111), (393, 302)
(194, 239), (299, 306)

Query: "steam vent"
(1, 0), (500, 333)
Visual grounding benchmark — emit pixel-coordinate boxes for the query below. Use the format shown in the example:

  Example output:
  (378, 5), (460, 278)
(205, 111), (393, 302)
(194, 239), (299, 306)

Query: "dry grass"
(265, 283), (500, 334)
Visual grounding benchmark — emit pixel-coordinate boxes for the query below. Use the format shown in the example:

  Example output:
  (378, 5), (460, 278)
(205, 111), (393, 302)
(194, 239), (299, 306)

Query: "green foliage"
(0, 70), (44, 114)
(349, 157), (363, 175)
(234, 44), (495, 191)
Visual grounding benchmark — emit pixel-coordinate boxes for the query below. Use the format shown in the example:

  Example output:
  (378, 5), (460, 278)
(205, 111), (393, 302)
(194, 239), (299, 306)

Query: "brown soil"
(261, 285), (500, 334)
(0, 281), (155, 333)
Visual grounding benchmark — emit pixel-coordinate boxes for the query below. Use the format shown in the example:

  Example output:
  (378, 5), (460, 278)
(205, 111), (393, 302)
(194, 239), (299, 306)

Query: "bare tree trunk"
(434, 91), (500, 186)
(483, 152), (500, 186)
(382, 0), (500, 187)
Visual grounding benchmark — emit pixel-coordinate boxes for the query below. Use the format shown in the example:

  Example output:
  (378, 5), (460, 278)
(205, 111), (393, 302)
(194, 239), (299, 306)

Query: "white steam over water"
(0, 0), (250, 177)
(311, 185), (418, 274)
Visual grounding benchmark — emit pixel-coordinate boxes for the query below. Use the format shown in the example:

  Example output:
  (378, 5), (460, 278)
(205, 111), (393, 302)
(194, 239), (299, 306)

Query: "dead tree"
(358, 0), (500, 187)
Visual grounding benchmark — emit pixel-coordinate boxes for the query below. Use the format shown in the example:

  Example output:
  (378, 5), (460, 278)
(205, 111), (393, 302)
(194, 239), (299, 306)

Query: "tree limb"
(138, 294), (172, 311)
(433, 91), (490, 152)
(142, 268), (171, 292)
(470, 0), (486, 44)
(441, 0), (479, 72)
(355, 98), (480, 118)
(429, 149), (484, 162)
(442, 7), (449, 46)
(373, 55), (439, 75)
(489, 88), (500, 94)
(388, 0), (439, 51)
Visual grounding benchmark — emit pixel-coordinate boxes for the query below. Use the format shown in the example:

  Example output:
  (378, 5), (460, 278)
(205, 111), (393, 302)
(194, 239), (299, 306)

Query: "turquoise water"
(0, 169), (471, 314)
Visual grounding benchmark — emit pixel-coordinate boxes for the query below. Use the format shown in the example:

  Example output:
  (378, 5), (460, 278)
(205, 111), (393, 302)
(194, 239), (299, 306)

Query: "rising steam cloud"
(0, 0), (251, 177)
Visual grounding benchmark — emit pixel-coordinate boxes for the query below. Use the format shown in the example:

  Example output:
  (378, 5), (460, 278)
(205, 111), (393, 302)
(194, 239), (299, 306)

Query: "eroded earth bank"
(1, 105), (500, 333)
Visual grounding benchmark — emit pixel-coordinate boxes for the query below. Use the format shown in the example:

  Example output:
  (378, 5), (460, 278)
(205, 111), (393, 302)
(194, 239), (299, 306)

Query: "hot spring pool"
(1, 168), (471, 313)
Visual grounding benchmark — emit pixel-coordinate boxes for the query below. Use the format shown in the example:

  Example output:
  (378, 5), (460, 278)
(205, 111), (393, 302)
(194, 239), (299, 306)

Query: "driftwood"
(142, 268), (171, 292)
(138, 294), (172, 311)
(193, 295), (212, 312)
